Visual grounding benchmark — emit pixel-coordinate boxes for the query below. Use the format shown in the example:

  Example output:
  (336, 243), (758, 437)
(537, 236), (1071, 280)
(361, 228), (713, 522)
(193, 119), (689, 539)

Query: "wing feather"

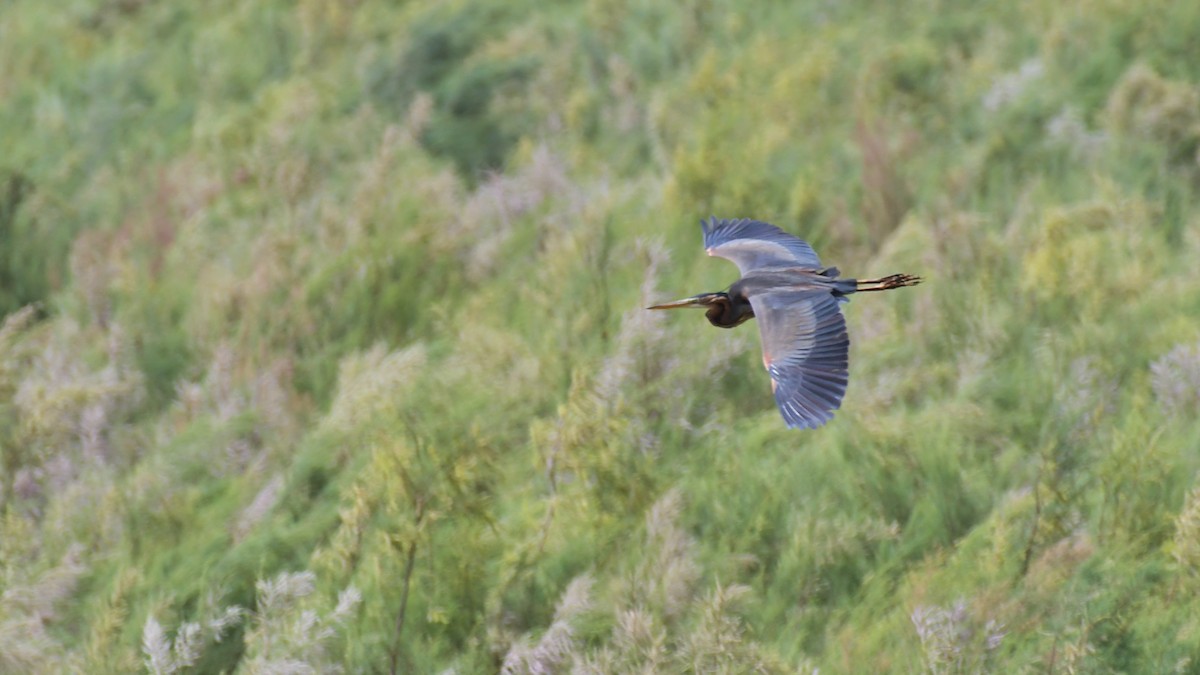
(701, 217), (822, 274)
(748, 290), (849, 429)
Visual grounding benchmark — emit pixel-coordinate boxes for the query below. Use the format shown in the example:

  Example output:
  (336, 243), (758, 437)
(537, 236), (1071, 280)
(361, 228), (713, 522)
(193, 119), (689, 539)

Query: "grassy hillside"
(4, 0), (1200, 672)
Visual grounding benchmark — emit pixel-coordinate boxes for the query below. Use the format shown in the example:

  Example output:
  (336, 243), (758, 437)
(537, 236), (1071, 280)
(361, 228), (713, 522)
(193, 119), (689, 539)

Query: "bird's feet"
(857, 273), (922, 291)
(881, 273), (922, 288)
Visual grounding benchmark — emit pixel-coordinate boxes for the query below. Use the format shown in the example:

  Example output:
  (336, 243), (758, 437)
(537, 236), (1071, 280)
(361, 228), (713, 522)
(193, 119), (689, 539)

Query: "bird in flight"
(648, 217), (921, 429)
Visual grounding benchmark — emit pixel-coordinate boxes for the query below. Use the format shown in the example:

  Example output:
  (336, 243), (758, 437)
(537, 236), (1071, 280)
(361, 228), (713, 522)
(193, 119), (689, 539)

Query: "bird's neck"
(704, 293), (754, 328)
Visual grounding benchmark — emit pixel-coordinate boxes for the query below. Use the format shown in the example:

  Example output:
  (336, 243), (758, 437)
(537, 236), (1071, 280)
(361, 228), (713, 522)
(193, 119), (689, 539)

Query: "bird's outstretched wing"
(748, 290), (849, 429)
(701, 217), (822, 275)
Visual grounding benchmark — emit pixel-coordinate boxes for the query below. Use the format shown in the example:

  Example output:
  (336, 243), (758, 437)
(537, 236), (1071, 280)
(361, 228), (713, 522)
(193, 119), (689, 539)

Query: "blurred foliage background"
(3, 0), (1200, 672)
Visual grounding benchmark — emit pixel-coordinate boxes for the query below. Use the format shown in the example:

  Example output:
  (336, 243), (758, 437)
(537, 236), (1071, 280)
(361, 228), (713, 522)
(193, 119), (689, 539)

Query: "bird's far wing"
(748, 289), (849, 429)
(701, 217), (822, 275)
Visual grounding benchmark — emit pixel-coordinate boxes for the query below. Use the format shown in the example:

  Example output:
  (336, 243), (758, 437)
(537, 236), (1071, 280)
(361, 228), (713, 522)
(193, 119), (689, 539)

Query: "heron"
(648, 217), (921, 429)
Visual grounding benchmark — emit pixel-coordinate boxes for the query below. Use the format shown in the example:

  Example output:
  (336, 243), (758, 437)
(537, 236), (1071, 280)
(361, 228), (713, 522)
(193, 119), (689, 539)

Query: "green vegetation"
(3, 0), (1200, 671)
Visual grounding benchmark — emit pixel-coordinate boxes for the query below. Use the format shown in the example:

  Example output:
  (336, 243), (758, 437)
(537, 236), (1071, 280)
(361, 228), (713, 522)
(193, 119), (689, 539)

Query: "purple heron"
(649, 217), (921, 429)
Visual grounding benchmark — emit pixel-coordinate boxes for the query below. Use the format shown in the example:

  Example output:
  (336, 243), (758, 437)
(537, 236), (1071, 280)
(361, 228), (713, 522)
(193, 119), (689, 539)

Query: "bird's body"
(648, 217), (920, 429)
(696, 268), (855, 328)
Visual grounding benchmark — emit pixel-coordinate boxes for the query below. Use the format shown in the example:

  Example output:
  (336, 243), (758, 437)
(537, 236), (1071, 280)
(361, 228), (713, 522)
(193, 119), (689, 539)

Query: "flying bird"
(648, 217), (921, 429)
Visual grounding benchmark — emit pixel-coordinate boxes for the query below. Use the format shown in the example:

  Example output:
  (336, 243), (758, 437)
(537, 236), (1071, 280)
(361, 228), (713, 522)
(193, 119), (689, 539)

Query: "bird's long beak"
(646, 293), (721, 310)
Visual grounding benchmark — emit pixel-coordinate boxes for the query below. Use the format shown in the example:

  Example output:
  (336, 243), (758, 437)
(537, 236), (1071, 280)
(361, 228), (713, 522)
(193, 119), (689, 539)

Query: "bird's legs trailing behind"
(853, 273), (922, 292)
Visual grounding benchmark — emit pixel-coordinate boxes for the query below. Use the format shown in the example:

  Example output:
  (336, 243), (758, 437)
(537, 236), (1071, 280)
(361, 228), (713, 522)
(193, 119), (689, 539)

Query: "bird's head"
(646, 292), (728, 311)
(647, 291), (751, 328)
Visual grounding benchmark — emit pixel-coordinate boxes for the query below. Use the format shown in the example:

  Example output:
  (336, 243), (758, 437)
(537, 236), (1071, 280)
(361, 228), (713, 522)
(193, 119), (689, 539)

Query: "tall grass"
(2, 0), (1200, 671)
